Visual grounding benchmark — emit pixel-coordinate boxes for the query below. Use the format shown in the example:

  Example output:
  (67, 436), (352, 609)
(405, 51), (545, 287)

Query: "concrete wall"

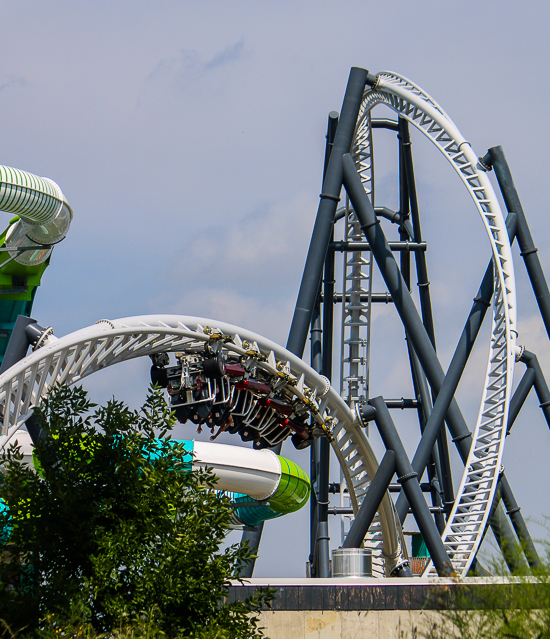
(257, 609), (435, 639)
(227, 579), (535, 638)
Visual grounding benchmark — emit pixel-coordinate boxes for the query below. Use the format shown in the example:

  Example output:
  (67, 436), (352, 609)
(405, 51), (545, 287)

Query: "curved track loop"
(349, 71), (518, 576)
(0, 314), (407, 575)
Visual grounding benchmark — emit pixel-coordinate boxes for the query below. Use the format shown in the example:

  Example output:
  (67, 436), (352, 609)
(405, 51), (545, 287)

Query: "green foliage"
(424, 546), (550, 639)
(0, 384), (272, 638)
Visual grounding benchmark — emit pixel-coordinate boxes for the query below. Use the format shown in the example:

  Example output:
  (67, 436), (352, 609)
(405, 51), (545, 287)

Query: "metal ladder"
(337, 112), (382, 573)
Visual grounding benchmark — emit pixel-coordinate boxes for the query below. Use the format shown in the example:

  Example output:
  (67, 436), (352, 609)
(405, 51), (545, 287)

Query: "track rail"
(350, 72), (518, 576)
(0, 314), (407, 575)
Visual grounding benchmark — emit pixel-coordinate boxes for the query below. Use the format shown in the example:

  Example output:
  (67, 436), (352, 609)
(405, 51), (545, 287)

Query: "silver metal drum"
(331, 548), (372, 578)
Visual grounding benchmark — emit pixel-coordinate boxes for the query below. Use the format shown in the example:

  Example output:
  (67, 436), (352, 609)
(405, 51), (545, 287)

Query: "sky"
(1, 0), (550, 577)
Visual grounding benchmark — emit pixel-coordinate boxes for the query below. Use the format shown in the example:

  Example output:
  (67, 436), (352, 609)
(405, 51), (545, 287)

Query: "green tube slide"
(0, 166), (72, 364)
(230, 457), (311, 527)
(29, 437), (310, 530)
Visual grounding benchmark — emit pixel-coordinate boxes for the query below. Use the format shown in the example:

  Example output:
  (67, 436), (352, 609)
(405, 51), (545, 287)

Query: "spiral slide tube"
(0, 166), (73, 364)
(0, 165), (73, 266)
(191, 441), (311, 526)
(11, 431), (310, 528)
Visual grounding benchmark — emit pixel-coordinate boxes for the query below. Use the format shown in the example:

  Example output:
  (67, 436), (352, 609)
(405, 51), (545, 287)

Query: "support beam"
(0, 315), (38, 374)
(487, 146), (550, 341)
(311, 110), (339, 579)
(287, 67), (368, 358)
(329, 241), (426, 252)
(311, 304), (330, 577)
(520, 350), (550, 430)
(367, 399), (454, 577)
(507, 367), (536, 435)
(499, 473), (542, 570)
(342, 153), (523, 565)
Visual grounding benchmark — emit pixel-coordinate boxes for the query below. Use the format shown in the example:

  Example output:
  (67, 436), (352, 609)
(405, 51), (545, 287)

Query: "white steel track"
(0, 314), (408, 575)
(351, 72), (518, 576)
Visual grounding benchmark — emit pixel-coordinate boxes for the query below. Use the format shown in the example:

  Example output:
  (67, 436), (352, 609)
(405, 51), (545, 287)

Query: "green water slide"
(0, 167), (72, 363)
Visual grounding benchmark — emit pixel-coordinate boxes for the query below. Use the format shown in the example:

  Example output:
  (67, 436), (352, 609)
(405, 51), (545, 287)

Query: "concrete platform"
(225, 578), (534, 638)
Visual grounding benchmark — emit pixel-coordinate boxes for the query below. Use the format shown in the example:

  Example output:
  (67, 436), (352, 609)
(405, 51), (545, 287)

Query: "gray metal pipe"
(286, 67), (368, 357)
(488, 146), (550, 341)
(398, 118), (454, 515)
(499, 473), (542, 570)
(329, 241), (426, 252)
(310, 304), (330, 577)
(394, 211), (517, 521)
(405, 335), (446, 533)
(312, 110), (340, 579)
(371, 118), (399, 131)
(520, 350), (550, 430)
(0, 315), (38, 374)
(488, 489), (527, 574)
(0, 315), (48, 446)
(507, 367), (536, 436)
(342, 153), (523, 564)
(324, 293), (393, 304)
(368, 399), (454, 576)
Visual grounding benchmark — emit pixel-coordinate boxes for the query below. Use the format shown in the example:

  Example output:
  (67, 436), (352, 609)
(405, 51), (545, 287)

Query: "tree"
(0, 384), (272, 637)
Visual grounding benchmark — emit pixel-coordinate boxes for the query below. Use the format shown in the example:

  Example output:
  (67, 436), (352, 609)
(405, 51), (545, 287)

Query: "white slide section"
(192, 441), (281, 500)
(10, 431), (283, 504)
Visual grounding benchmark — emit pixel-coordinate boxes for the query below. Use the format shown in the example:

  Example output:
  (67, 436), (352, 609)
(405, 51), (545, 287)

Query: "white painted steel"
(350, 71), (517, 576)
(193, 441), (281, 501)
(0, 314), (408, 574)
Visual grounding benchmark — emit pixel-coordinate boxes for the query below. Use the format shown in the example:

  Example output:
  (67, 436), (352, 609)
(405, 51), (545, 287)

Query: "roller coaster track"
(0, 71), (520, 579)
(349, 72), (518, 576)
(0, 314), (408, 576)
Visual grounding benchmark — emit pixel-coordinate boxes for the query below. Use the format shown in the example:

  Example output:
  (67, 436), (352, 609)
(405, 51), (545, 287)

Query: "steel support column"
(488, 146), (550, 341)
(287, 67), (368, 358)
(367, 398), (454, 577)
(520, 350), (550, 429)
(342, 153), (522, 563)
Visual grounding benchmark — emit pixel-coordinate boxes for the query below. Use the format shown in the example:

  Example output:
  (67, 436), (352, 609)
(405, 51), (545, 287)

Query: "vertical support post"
(398, 118), (411, 289)
(507, 367), (536, 434)
(406, 341), (446, 533)
(475, 376), (541, 572)
(0, 316), (48, 445)
(310, 304), (330, 577)
(498, 474), (542, 570)
(488, 487), (527, 574)
(0, 315), (37, 374)
(488, 146), (550, 341)
(520, 351), (550, 429)
(399, 116), (450, 524)
(309, 110), (339, 578)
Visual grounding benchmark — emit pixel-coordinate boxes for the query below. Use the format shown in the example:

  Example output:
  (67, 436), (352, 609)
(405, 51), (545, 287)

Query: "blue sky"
(1, 0), (550, 576)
